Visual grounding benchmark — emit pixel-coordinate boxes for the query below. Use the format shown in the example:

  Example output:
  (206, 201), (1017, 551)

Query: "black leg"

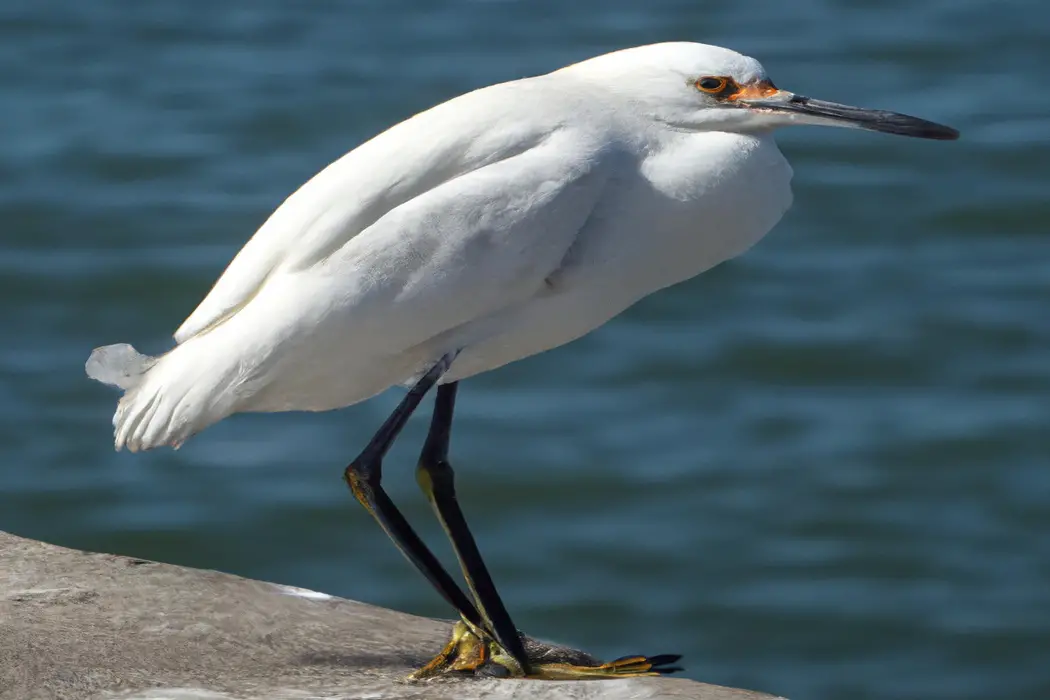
(415, 382), (532, 675)
(343, 355), (487, 632)
(346, 359), (681, 681)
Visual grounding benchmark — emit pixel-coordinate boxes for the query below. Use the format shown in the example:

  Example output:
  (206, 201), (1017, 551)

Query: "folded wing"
(174, 80), (573, 344)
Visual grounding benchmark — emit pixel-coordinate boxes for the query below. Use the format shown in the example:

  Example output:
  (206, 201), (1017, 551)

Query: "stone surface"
(0, 531), (783, 700)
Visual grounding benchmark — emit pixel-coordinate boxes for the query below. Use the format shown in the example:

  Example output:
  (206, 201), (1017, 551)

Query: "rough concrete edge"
(1, 530), (786, 700)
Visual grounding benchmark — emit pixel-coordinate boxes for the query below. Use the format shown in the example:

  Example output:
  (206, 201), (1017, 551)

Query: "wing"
(299, 127), (611, 361)
(174, 79), (569, 344)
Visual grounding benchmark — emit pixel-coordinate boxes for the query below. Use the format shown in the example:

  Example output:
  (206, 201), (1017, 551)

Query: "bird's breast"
(590, 132), (793, 298)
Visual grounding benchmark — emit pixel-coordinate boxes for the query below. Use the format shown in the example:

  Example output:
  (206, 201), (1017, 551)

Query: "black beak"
(741, 93), (960, 141)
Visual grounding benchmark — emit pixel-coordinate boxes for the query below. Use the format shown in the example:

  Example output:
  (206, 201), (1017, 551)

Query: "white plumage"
(86, 41), (956, 452)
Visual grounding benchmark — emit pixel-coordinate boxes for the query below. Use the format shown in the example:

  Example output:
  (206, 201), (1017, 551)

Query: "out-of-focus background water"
(1, 1), (1047, 698)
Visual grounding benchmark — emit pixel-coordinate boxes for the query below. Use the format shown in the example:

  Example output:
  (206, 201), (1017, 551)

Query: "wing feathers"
(174, 81), (557, 344)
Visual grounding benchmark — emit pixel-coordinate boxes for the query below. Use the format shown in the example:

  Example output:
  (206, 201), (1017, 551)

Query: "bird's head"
(562, 42), (959, 140)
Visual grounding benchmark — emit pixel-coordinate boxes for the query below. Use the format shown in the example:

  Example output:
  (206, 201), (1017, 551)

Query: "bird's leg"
(411, 382), (531, 677)
(345, 356), (681, 680)
(342, 354), (493, 642)
(411, 382), (683, 680)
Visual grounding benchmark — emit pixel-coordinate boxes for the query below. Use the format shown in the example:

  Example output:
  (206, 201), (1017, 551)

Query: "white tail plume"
(85, 344), (156, 391)
(86, 342), (229, 452)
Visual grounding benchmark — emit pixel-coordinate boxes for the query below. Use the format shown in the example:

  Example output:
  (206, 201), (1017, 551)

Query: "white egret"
(87, 42), (958, 679)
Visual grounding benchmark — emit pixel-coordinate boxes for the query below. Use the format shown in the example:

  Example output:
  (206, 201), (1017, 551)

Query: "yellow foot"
(408, 621), (682, 680)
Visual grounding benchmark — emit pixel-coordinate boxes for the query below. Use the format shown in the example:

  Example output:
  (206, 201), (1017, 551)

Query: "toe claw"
(599, 653), (684, 676)
(639, 653), (684, 674)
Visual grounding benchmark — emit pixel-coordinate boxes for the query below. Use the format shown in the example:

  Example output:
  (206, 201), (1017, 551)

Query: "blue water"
(2, 1), (1048, 698)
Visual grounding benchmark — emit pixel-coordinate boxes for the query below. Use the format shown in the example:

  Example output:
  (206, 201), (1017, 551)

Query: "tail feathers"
(86, 343), (213, 452)
(86, 344), (156, 391)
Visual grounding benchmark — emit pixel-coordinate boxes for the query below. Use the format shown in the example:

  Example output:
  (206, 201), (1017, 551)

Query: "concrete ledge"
(0, 530), (782, 700)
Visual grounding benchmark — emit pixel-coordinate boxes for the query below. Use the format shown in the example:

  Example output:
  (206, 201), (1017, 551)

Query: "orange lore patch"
(728, 79), (780, 100)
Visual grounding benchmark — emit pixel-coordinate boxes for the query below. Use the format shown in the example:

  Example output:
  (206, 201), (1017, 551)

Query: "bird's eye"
(696, 76), (728, 94)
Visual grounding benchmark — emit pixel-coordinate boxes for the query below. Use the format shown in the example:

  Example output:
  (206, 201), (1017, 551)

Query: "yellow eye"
(696, 76), (728, 93)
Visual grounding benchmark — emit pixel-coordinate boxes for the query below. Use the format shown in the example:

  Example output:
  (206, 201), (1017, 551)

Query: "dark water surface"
(2, 1), (1048, 698)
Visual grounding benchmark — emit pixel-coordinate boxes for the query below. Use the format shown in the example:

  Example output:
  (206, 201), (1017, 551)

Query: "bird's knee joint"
(344, 456), (380, 489)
